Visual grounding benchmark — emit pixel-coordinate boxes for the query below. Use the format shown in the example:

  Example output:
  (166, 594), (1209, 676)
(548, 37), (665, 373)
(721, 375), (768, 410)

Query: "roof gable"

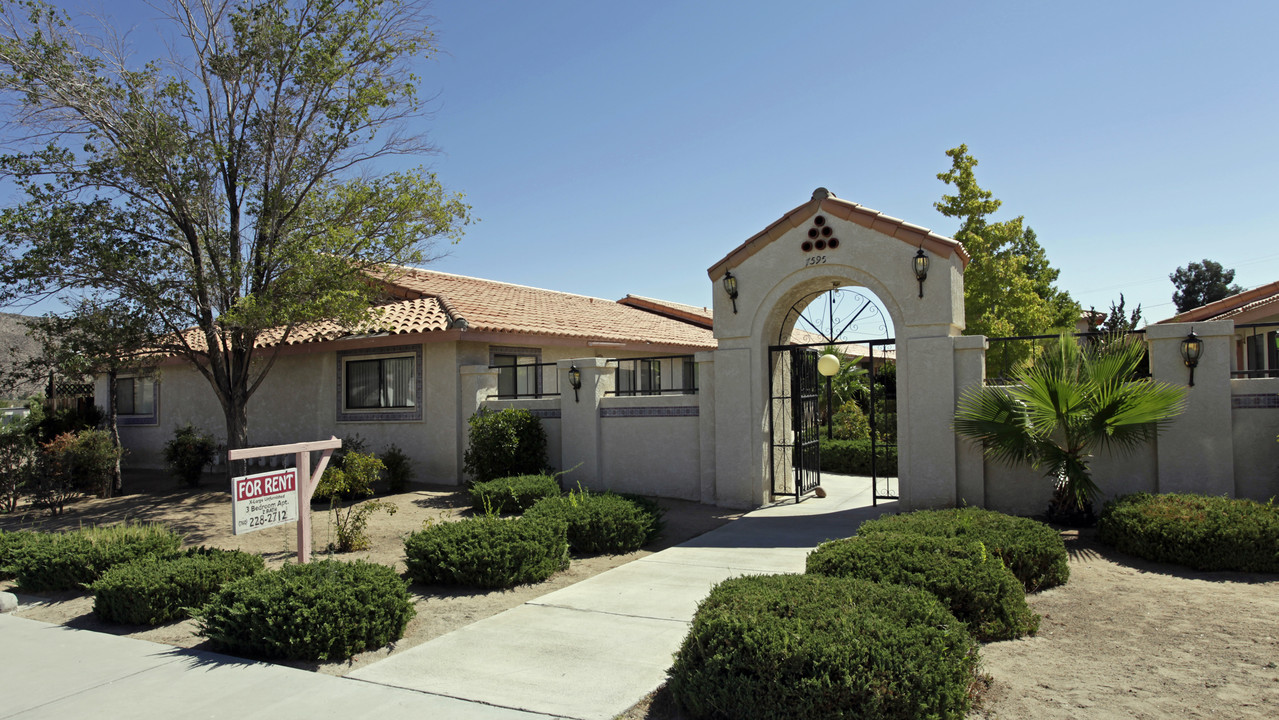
(707, 188), (968, 281)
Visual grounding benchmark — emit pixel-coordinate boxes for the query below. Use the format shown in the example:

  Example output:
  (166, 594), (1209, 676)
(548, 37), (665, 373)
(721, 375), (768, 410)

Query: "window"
(116, 376), (158, 425)
(681, 358), (699, 395)
(337, 345), (423, 422)
(345, 357), (415, 409)
(491, 347), (542, 398)
(617, 358), (661, 396)
(1270, 332), (1278, 377)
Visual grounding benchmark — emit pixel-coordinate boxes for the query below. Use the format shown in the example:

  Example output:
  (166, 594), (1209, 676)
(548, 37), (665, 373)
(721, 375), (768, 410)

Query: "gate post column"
(953, 335), (988, 507)
(558, 358), (610, 491)
(902, 334), (959, 509)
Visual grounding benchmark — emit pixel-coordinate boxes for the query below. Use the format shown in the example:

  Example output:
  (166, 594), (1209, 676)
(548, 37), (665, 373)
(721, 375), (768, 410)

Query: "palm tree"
(954, 334), (1186, 520)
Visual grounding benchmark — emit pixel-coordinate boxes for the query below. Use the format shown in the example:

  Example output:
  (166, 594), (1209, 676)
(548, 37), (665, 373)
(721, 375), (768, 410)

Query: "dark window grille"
(487, 361), (560, 399)
(608, 355), (698, 396)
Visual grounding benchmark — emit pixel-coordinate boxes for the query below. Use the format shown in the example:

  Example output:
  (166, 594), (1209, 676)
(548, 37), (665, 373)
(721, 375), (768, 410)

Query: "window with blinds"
(344, 356), (416, 409)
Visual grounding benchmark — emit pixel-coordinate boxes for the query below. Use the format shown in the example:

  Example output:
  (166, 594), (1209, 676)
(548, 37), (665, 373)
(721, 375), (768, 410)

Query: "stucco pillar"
(902, 334), (959, 509)
(711, 344), (757, 508)
(695, 351), (717, 504)
(953, 335), (988, 507)
(1147, 321), (1235, 496)
(458, 364), (499, 484)
(558, 358), (610, 491)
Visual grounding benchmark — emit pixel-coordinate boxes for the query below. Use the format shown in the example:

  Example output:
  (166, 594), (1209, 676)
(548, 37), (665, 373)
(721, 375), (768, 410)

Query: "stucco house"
(100, 267), (719, 482)
(1158, 280), (1279, 379)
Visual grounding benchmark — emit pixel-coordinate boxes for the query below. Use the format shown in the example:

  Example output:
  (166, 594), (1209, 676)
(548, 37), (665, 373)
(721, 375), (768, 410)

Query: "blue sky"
(21, 1), (1279, 327)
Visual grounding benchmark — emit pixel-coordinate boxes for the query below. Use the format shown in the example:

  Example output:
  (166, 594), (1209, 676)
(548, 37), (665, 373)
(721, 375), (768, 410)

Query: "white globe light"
(817, 353), (841, 377)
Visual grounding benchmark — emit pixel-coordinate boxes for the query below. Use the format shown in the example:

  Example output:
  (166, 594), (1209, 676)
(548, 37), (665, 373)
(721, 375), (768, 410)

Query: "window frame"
(489, 346), (543, 399)
(337, 345), (423, 422)
(116, 375), (159, 426)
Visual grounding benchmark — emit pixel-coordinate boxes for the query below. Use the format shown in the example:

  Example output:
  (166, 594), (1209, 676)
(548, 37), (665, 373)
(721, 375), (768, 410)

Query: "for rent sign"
(232, 468), (299, 535)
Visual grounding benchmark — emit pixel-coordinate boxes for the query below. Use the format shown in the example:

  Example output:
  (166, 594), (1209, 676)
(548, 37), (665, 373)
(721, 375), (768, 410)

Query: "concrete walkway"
(0, 475), (893, 720)
(350, 475), (892, 719)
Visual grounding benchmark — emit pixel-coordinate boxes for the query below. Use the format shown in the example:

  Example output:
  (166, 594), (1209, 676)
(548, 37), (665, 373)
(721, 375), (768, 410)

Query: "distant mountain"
(0, 312), (44, 401)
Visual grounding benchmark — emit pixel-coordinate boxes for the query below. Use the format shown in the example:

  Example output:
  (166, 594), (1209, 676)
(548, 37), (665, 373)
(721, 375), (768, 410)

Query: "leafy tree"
(1170, 259), (1244, 313)
(1087, 294), (1142, 334)
(0, 0), (470, 475)
(935, 145), (1078, 338)
(954, 334), (1185, 522)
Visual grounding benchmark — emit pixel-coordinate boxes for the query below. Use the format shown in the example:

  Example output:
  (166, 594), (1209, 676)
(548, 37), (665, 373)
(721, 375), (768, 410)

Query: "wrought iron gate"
(769, 346), (821, 501)
(866, 340), (899, 505)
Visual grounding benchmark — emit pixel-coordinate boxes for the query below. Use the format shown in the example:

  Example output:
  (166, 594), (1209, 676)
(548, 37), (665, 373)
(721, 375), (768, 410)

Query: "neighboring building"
(1158, 281), (1279, 378)
(100, 267), (719, 479)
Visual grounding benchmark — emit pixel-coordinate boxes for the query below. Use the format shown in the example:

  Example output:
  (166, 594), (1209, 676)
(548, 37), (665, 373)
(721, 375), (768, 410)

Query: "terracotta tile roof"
(787, 328), (897, 360)
(708, 188), (968, 281)
(375, 267), (718, 350)
(617, 295), (714, 328)
(1157, 280), (1279, 324)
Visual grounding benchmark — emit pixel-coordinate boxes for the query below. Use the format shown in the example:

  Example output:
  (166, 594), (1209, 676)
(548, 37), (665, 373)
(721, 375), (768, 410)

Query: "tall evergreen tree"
(935, 145), (1078, 337)
(1170, 259), (1244, 313)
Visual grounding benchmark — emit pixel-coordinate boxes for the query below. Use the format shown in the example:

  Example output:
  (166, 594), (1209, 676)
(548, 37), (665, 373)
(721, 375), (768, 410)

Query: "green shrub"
(818, 438), (897, 476)
(162, 424), (217, 487)
(831, 400), (871, 441)
(8, 523), (182, 592)
(806, 533), (1038, 641)
(0, 529), (37, 580)
(462, 408), (549, 483)
(857, 507), (1069, 592)
(195, 559), (414, 662)
(381, 444), (413, 494)
(668, 574), (980, 720)
(92, 547), (265, 625)
(525, 490), (654, 554)
(314, 449), (381, 503)
(469, 474), (561, 514)
(1098, 492), (1279, 573)
(619, 493), (666, 545)
(35, 429), (123, 510)
(403, 516), (569, 588)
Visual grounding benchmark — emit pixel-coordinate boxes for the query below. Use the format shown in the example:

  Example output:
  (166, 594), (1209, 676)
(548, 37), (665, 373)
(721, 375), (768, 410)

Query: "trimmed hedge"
(92, 547), (265, 625)
(0, 529), (37, 580)
(469, 474), (561, 515)
(818, 438), (897, 476)
(857, 507), (1069, 593)
(806, 533), (1038, 641)
(462, 408), (549, 483)
(196, 560), (414, 662)
(1098, 492), (1279, 573)
(7, 523), (183, 592)
(525, 491), (655, 554)
(403, 516), (569, 588)
(668, 574), (980, 720)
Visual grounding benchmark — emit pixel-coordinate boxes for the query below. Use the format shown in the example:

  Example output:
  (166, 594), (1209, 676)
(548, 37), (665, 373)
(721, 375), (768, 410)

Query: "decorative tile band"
(529, 409), (562, 419)
(600, 406), (699, 418)
(1232, 394), (1279, 409)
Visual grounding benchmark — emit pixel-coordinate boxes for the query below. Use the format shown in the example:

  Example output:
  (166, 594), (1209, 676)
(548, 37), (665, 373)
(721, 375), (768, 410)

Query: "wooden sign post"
(227, 436), (342, 564)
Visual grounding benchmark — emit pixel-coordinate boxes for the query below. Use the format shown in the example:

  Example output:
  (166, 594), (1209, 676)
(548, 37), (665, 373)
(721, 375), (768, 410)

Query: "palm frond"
(954, 386), (1040, 466)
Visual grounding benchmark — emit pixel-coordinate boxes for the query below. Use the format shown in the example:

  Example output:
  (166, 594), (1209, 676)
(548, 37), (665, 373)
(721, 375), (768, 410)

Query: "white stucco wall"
(1231, 377), (1279, 501)
(599, 394), (701, 500)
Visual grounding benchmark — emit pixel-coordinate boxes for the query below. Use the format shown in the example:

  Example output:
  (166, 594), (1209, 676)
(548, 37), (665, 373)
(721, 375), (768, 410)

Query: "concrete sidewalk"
(349, 475), (892, 719)
(0, 475), (891, 720)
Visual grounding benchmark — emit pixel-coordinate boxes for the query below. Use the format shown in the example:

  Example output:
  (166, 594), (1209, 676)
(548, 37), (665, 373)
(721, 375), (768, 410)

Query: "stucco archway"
(705, 189), (970, 509)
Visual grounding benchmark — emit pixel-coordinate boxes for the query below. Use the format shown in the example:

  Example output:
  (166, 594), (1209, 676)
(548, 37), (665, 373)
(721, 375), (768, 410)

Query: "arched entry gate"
(768, 287), (898, 504)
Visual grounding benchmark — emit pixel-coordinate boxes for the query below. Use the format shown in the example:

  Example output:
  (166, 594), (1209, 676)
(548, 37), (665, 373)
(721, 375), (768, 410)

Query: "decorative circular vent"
(801, 215), (841, 252)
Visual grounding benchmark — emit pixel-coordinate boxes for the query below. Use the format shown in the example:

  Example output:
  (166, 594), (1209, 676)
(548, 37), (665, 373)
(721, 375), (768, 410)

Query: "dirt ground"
(0, 468), (742, 677)
(618, 529), (1279, 720)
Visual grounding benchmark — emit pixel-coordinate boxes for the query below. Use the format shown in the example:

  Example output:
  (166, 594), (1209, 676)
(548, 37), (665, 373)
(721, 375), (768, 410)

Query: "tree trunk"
(223, 390), (250, 482)
(106, 369), (122, 497)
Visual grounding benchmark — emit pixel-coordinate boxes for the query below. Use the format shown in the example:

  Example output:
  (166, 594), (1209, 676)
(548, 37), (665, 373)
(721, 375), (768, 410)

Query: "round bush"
(857, 507), (1069, 592)
(1098, 492), (1279, 573)
(525, 491), (654, 554)
(196, 560), (414, 662)
(92, 547), (265, 625)
(403, 516), (569, 588)
(8, 523), (183, 592)
(462, 408), (549, 483)
(469, 474), (561, 514)
(668, 574), (980, 720)
(806, 533), (1038, 641)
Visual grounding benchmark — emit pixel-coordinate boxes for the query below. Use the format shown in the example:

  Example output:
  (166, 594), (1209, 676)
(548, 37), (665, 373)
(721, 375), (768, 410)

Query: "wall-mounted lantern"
(723, 271), (739, 314)
(1180, 329), (1203, 387)
(913, 247), (930, 298)
(568, 364), (582, 402)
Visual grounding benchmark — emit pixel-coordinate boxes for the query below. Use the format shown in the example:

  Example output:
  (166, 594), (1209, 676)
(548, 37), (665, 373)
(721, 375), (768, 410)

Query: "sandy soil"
(0, 469), (742, 677)
(619, 529), (1279, 720)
